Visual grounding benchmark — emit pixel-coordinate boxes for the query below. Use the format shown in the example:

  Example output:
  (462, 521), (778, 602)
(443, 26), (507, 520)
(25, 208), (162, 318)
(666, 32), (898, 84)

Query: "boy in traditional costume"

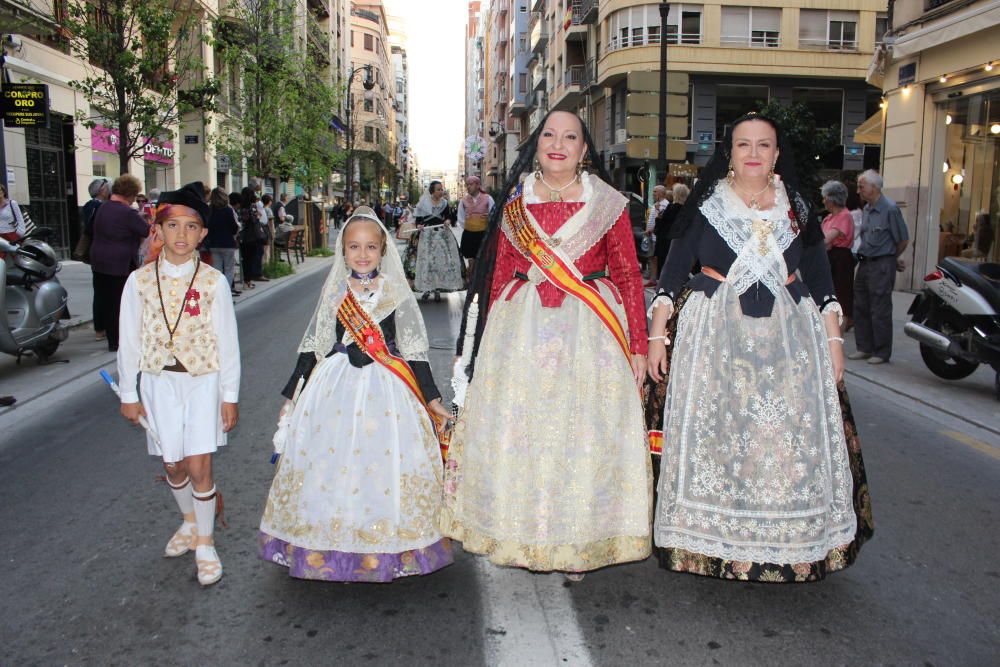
(117, 182), (241, 586)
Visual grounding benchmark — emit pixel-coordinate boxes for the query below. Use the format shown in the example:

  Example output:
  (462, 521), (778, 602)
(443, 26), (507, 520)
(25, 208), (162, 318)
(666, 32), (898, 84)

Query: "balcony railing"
(574, 0), (597, 24)
(607, 32), (702, 52)
(799, 37), (857, 51)
(530, 21), (549, 54)
(564, 64), (586, 88)
(351, 7), (380, 24)
(720, 34), (782, 48)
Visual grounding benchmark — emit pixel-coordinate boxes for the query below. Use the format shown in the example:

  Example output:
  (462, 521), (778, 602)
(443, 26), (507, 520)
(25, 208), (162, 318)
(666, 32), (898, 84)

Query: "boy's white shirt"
(117, 256), (241, 404)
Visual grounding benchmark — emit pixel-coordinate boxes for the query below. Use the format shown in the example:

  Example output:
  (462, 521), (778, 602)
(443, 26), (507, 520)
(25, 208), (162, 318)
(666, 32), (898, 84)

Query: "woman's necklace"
(350, 269), (379, 293)
(732, 180), (772, 210)
(155, 257), (201, 351)
(537, 174), (579, 202)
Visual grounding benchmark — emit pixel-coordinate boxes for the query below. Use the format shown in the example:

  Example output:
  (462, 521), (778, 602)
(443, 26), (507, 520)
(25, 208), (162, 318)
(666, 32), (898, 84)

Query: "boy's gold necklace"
(155, 257), (201, 350)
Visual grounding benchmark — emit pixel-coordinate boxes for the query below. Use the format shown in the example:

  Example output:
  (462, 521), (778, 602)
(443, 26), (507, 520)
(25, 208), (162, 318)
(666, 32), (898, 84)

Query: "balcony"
(351, 7), (380, 25)
(530, 21), (549, 54)
(533, 69), (547, 91)
(564, 64), (586, 88)
(308, 22), (331, 66)
(607, 31), (702, 52)
(307, 0), (329, 20)
(799, 37), (858, 52)
(720, 33), (781, 49)
(510, 90), (528, 116)
(576, 0), (597, 24)
(567, 0), (593, 39)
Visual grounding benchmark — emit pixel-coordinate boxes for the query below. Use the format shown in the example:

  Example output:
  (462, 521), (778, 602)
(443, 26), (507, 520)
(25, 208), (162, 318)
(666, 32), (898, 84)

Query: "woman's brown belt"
(701, 266), (796, 285)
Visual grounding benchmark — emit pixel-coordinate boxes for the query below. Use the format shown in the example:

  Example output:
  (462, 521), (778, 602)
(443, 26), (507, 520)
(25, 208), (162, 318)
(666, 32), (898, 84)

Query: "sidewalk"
(0, 255), (333, 414)
(842, 290), (999, 437)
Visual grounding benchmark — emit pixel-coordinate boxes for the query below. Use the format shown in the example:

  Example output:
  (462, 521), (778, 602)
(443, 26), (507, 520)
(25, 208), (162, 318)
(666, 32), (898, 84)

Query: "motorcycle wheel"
(919, 343), (979, 380)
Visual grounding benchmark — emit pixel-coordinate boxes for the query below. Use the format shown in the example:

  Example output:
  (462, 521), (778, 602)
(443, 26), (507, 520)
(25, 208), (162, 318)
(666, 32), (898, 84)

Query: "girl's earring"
(726, 162), (735, 185)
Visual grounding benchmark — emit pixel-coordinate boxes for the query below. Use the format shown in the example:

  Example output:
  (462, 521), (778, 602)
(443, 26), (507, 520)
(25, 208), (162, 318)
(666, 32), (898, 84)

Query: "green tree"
(756, 99), (840, 199)
(65, 0), (217, 174)
(213, 0), (341, 188)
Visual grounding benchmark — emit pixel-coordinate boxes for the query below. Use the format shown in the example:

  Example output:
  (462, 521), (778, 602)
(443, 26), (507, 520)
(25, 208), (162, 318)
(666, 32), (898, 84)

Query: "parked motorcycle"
(904, 257), (1000, 400)
(0, 228), (70, 362)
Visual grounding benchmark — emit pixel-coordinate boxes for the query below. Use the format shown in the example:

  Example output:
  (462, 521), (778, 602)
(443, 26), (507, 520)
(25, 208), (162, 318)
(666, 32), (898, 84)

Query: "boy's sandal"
(196, 546), (223, 586)
(164, 525), (197, 558)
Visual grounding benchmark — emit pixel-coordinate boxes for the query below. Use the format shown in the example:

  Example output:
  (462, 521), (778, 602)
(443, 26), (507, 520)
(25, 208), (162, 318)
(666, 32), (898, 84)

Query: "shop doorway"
(25, 114), (74, 258)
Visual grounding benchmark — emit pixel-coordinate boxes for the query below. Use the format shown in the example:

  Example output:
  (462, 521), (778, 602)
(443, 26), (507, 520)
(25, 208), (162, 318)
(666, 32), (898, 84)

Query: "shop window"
(715, 85), (769, 142)
(792, 88), (843, 132)
(935, 90), (1000, 263)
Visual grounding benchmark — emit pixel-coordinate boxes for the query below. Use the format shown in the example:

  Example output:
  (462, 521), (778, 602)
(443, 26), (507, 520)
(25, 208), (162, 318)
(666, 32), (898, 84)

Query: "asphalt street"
(1, 266), (998, 666)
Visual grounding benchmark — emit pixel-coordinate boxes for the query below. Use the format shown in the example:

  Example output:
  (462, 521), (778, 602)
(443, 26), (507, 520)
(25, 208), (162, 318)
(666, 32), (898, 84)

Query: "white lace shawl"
(700, 179), (797, 299)
(297, 207), (429, 362)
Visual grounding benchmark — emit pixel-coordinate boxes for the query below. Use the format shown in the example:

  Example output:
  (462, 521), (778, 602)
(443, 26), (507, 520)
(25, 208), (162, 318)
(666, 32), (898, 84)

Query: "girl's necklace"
(732, 180), (772, 210)
(155, 257), (200, 351)
(350, 269), (379, 293)
(538, 174), (579, 202)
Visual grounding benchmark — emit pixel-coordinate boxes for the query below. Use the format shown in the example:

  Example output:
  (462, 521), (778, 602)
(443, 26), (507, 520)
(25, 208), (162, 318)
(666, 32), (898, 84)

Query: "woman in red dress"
(440, 111), (651, 578)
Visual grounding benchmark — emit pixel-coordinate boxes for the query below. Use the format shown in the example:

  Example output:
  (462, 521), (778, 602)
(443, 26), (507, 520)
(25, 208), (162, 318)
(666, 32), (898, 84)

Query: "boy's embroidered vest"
(462, 194), (490, 232)
(134, 261), (222, 376)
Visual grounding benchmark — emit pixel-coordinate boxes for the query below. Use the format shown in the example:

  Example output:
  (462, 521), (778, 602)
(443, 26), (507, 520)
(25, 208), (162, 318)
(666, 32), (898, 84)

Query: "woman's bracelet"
(827, 336), (845, 344)
(648, 335), (667, 341)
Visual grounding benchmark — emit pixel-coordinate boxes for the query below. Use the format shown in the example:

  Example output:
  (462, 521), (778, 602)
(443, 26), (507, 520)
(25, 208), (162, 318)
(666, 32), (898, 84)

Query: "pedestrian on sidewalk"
(207, 187), (241, 296)
(259, 206), (453, 582)
(238, 187), (263, 290)
(116, 182), (240, 586)
(456, 175), (494, 282)
(652, 184), (687, 285)
(0, 183), (27, 243)
(90, 174), (149, 352)
(851, 170), (910, 364)
(647, 111), (872, 582)
(821, 180), (855, 332)
(440, 111), (651, 579)
(260, 193), (276, 266)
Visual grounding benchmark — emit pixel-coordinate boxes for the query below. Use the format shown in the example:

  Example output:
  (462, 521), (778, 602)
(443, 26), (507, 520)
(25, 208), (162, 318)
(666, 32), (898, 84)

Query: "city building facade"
(873, 0), (1000, 288)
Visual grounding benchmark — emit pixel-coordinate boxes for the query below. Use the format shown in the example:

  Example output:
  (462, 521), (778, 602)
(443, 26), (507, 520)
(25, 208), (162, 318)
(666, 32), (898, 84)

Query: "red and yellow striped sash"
(337, 290), (449, 460)
(504, 192), (631, 362)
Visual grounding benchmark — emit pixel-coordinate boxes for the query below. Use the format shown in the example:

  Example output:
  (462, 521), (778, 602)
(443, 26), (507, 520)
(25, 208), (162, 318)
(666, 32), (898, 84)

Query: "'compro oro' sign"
(1, 83), (49, 127)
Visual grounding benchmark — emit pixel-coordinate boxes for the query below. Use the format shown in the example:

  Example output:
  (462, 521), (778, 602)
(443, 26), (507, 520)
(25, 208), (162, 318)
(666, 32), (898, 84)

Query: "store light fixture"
(939, 75), (948, 83)
(951, 173), (964, 185)
(991, 123), (1000, 134)
(943, 160), (950, 173)
(987, 63), (995, 72)
(946, 114), (953, 125)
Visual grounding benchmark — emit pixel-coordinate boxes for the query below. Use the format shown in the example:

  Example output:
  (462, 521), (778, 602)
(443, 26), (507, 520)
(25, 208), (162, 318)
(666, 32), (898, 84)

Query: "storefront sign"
(898, 63), (917, 87)
(1, 83), (49, 127)
(184, 135), (199, 144)
(698, 131), (714, 143)
(91, 125), (175, 164)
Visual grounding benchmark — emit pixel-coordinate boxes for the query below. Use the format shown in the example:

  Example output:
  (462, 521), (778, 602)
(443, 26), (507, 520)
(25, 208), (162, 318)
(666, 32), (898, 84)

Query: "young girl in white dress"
(259, 206), (454, 582)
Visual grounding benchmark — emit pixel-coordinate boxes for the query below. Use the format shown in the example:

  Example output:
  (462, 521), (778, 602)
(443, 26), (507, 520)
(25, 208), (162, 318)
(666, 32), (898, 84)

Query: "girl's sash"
(337, 290), (449, 460)
(503, 188), (631, 362)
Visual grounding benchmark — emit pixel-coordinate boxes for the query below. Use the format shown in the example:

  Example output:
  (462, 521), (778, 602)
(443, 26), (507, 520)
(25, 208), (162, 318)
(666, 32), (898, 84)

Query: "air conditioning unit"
(615, 128), (627, 144)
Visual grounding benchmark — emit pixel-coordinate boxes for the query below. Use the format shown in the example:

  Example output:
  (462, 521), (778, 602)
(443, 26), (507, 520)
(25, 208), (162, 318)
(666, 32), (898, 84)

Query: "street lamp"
(345, 64), (375, 205)
(656, 2), (671, 183)
(488, 121), (506, 187)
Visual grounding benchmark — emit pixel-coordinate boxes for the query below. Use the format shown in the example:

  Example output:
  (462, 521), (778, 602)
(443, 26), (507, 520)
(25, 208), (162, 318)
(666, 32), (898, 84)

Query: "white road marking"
(475, 558), (594, 667)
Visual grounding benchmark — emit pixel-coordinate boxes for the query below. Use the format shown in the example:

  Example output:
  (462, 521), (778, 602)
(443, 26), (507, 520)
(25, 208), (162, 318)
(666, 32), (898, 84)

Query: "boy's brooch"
(184, 288), (201, 317)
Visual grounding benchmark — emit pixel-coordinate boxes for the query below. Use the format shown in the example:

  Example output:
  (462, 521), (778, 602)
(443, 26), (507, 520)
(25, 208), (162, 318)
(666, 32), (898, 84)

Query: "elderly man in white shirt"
(644, 184), (671, 287)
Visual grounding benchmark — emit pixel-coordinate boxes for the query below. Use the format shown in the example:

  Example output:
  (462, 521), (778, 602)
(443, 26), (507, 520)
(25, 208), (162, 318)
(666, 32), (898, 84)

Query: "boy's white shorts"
(139, 371), (226, 464)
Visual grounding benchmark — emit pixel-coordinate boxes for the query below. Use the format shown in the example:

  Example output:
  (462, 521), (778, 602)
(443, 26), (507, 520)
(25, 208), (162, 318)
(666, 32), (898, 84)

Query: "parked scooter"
(904, 257), (1000, 400)
(0, 228), (69, 362)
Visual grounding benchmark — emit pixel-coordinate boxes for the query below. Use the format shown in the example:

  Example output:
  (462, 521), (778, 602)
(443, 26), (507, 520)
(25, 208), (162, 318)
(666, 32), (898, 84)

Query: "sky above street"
(384, 0), (469, 173)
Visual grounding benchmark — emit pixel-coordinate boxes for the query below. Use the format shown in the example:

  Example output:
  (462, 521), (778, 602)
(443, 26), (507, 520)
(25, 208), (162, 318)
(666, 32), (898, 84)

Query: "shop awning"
(891, 1), (1000, 59)
(854, 111), (883, 145)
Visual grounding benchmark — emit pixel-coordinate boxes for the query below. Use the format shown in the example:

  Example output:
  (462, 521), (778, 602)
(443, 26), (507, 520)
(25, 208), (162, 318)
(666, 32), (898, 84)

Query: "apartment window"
(364, 98), (373, 112)
(364, 33), (373, 51)
(350, 30), (354, 47)
(800, 10), (859, 51)
(364, 126), (374, 142)
(721, 6), (781, 48)
(519, 33), (527, 52)
(875, 12), (889, 44)
(608, 3), (702, 51)
(519, 73), (528, 94)
(396, 81), (403, 94)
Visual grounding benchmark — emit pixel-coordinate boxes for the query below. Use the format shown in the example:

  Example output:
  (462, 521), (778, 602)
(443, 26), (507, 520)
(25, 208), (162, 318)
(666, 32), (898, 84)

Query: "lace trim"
(522, 169), (594, 205)
(820, 299), (844, 326)
(656, 522), (858, 565)
(647, 294), (674, 319)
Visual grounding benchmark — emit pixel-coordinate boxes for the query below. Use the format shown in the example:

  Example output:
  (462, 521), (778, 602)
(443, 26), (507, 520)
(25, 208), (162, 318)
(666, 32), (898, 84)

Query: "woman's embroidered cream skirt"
(440, 279), (651, 571)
